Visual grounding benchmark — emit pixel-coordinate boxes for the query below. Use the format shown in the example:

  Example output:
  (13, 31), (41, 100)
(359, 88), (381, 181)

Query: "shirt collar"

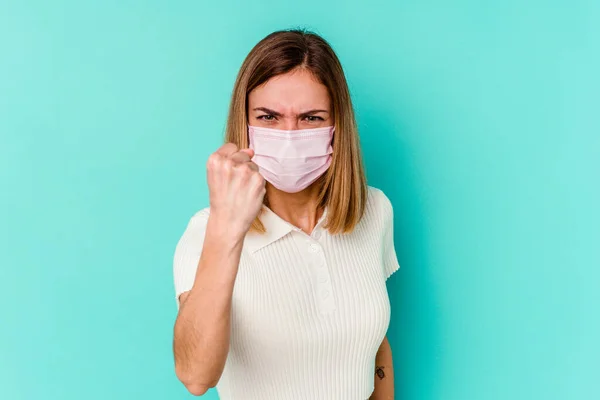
(244, 206), (328, 253)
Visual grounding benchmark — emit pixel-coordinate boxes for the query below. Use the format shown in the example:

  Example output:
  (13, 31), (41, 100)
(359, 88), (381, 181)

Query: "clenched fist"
(206, 143), (266, 237)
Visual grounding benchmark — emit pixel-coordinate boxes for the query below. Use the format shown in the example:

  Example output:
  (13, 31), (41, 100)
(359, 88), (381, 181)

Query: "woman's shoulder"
(191, 206), (211, 220)
(347, 185), (394, 238)
(180, 207), (211, 232)
(352, 186), (394, 232)
(366, 185), (394, 216)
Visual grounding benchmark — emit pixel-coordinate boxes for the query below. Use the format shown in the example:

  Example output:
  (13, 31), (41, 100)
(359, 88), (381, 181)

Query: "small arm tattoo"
(375, 365), (385, 380)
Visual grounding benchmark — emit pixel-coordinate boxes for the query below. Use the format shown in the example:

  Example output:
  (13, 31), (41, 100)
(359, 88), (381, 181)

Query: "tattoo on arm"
(375, 366), (385, 380)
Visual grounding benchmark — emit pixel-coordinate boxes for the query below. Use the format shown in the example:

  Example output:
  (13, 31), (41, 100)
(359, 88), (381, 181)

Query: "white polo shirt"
(173, 186), (400, 400)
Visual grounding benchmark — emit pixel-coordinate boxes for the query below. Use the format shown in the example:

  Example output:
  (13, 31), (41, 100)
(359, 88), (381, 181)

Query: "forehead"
(248, 69), (330, 112)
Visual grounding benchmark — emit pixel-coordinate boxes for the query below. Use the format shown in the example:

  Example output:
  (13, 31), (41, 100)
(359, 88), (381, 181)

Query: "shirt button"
(318, 273), (328, 283)
(313, 230), (321, 240)
(308, 243), (320, 253)
(321, 289), (329, 298)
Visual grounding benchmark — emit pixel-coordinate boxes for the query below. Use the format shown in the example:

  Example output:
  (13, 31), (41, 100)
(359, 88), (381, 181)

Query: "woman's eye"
(305, 116), (324, 122)
(258, 115), (275, 121)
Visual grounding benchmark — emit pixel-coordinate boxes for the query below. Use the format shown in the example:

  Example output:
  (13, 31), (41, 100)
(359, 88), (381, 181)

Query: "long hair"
(225, 29), (367, 234)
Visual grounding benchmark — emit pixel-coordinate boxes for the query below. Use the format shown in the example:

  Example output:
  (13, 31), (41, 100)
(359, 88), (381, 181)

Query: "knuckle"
(206, 153), (220, 169)
(251, 172), (264, 186)
(241, 164), (253, 175)
(222, 159), (234, 170)
(233, 151), (249, 163)
(224, 143), (239, 152)
(231, 160), (244, 172)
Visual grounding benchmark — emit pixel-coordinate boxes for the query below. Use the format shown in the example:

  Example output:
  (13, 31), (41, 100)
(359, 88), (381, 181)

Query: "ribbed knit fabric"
(173, 186), (400, 400)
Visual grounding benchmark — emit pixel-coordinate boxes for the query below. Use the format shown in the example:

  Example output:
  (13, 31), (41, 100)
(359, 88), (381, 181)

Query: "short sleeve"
(173, 208), (210, 307)
(380, 191), (400, 280)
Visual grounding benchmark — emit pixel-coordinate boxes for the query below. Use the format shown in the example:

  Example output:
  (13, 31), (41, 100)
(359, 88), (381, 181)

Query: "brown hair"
(225, 29), (367, 234)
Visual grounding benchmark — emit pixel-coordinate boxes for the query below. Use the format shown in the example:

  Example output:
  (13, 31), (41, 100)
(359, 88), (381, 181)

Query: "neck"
(266, 183), (324, 234)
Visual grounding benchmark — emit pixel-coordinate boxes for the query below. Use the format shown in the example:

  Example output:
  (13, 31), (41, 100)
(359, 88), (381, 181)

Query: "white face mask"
(248, 125), (335, 193)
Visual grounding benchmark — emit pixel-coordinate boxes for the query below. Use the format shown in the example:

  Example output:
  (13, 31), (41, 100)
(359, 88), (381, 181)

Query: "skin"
(370, 336), (395, 400)
(173, 68), (394, 398)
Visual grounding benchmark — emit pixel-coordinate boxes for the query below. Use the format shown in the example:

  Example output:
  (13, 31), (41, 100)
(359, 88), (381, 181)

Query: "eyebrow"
(253, 107), (329, 118)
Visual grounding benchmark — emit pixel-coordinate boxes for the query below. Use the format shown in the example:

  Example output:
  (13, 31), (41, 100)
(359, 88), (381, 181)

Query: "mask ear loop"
(247, 125), (255, 154)
(329, 125), (336, 150)
(248, 125), (269, 208)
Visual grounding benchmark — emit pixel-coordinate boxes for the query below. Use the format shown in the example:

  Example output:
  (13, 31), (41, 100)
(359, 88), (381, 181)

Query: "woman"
(172, 29), (400, 400)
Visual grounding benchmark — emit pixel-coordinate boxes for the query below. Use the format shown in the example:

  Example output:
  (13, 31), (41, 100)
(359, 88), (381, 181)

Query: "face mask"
(248, 125), (335, 193)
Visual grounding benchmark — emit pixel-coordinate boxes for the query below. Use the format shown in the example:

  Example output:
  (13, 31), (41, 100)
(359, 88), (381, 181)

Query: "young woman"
(172, 29), (400, 400)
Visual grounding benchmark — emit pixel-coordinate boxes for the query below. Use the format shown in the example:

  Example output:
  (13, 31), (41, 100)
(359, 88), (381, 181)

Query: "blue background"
(1, 1), (598, 399)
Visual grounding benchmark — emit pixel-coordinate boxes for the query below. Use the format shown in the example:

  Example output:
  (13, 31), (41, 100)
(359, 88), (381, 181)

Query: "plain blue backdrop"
(1, 1), (598, 399)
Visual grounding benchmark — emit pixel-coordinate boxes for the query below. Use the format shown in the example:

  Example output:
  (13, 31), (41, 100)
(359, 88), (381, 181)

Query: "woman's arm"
(369, 335), (394, 400)
(173, 216), (244, 396)
(173, 143), (266, 396)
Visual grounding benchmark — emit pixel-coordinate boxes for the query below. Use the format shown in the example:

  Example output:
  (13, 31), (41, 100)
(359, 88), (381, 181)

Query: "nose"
(281, 118), (300, 131)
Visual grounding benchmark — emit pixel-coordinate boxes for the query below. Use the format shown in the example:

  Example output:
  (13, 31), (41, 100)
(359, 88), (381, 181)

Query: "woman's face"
(248, 68), (332, 130)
